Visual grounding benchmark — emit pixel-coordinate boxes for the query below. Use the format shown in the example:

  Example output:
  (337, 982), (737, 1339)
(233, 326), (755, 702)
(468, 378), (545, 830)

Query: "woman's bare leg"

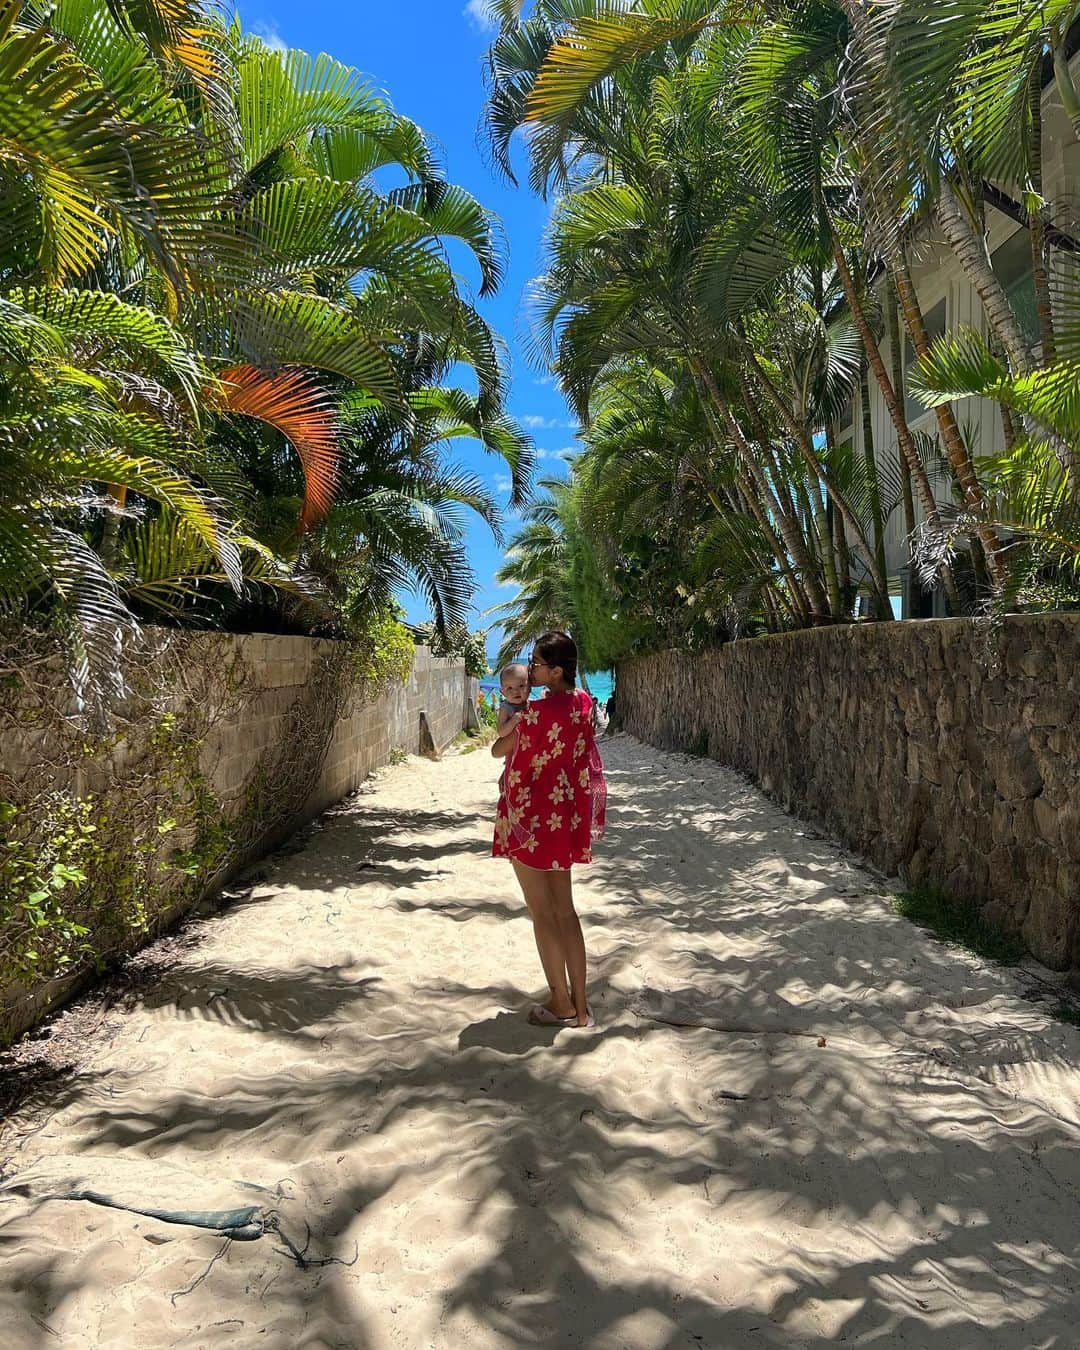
(549, 869), (588, 1023)
(512, 860), (574, 1016)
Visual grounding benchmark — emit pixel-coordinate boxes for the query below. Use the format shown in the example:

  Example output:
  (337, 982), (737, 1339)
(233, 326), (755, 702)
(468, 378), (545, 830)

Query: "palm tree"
(490, 481), (576, 668)
(484, 0), (1080, 622)
(488, 4), (894, 620)
(576, 365), (790, 639)
(1, 0), (532, 690)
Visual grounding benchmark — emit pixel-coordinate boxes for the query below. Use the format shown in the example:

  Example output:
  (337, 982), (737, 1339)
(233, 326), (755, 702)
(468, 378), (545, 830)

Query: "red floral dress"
(492, 688), (607, 871)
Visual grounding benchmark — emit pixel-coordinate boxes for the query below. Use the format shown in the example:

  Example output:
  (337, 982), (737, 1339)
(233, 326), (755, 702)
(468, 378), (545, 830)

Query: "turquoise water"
(480, 669), (614, 706)
(584, 670), (614, 705)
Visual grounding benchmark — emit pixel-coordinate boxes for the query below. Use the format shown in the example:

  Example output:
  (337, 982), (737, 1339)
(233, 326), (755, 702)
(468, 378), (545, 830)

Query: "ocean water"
(480, 669), (614, 706)
(584, 670), (614, 705)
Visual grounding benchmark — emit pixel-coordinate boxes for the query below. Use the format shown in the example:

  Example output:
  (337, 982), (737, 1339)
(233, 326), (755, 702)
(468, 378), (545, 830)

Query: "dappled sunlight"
(3, 737), (1079, 1346)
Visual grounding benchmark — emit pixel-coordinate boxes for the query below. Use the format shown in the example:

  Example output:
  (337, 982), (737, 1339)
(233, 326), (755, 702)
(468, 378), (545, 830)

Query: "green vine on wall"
(410, 621), (490, 679)
(350, 610), (415, 691)
(0, 796), (97, 984)
(0, 609), (417, 1044)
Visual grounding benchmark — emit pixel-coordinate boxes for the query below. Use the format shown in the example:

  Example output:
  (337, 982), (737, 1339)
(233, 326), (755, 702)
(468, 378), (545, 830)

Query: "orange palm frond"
(215, 364), (340, 530)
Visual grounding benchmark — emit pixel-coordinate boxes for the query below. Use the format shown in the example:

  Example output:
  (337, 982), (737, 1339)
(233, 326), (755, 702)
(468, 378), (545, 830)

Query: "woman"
(491, 631), (607, 1028)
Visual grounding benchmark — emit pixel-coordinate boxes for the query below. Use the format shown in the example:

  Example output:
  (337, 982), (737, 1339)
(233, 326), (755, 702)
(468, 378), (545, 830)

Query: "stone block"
(990, 796), (1012, 843)
(947, 856), (989, 897)
(1029, 690), (1079, 727)
(1011, 799), (1037, 848)
(1033, 795), (1061, 848)
(993, 734), (1043, 800)
(981, 898), (1013, 932)
(1057, 860), (1080, 903)
(1058, 802), (1080, 861)
(1022, 886), (1077, 970)
(1000, 625), (1044, 679)
(906, 847), (931, 885)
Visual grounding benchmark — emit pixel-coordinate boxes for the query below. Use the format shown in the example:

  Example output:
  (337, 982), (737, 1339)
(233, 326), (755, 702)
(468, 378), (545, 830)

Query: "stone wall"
(616, 615), (1080, 969)
(0, 632), (471, 1040)
(306, 644), (475, 817)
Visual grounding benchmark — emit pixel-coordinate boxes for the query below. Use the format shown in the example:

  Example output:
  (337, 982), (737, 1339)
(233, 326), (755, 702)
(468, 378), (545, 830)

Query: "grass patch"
(894, 885), (1025, 966)
(447, 728), (493, 756)
(685, 729), (710, 758)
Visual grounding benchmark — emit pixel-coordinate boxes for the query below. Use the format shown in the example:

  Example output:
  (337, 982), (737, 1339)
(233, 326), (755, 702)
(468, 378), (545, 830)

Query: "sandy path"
(2, 735), (1080, 1349)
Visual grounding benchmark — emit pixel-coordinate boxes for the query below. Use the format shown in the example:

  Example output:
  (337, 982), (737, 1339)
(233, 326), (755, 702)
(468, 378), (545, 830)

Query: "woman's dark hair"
(533, 631), (577, 686)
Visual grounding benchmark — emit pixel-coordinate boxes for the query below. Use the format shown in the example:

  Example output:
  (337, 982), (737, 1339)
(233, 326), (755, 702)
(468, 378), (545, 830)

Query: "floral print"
(492, 687), (607, 871)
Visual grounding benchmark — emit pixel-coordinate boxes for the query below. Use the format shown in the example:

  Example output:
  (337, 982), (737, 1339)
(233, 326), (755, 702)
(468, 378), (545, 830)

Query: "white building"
(834, 50), (1080, 618)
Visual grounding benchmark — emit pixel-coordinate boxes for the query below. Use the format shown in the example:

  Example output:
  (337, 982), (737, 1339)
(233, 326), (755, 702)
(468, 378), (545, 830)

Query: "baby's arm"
(491, 710), (523, 759)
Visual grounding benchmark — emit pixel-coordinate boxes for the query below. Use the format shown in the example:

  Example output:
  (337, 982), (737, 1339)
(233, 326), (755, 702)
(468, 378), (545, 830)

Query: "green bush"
(350, 609), (415, 691)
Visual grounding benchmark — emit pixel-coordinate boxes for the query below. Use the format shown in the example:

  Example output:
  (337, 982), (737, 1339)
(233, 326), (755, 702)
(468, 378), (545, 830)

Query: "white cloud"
(535, 445), (579, 460)
(521, 414), (573, 430)
(494, 473), (514, 491)
(251, 19), (287, 52)
(464, 0), (496, 31)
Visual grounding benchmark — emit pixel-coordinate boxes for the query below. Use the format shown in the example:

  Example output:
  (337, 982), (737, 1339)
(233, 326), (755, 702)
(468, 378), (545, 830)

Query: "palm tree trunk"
(100, 485), (127, 563)
(830, 233), (961, 611)
(823, 423), (853, 614)
(935, 179), (1034, 375)
(737, 335), (891, 617)
(730, 439), (824, 620)
(890, 252), (1004, 584)
(691, 443), (814, 624)
(736, 368), (800, 523)
(832, 490), (852, 614)
(986, 326), (1021, 451)
(937, 181), (1076, 468)
(695, 363), (829, 619)
(1027, 68), (1056, 362)
(807, 475), (842, 618)
(735, 369), (840, 614)
(760, 586), (784, 632)
(735, 473), (806, 626)
(858, 361), (890, 616)
(887, 283), (916, 544)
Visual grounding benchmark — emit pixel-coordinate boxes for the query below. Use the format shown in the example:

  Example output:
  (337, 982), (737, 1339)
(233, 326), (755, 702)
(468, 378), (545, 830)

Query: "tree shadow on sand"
(4, 742), (1080, 1346)
(8, 958), (1079, 1347)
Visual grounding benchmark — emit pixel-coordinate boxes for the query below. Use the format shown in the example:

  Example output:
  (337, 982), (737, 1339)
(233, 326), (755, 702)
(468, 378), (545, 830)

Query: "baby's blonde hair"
(500, 662), (528, 686)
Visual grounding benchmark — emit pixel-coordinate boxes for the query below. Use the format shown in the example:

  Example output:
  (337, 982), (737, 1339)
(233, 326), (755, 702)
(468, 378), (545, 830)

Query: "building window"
(904, 298), (946, 425)
(991, 228), (1040, 350)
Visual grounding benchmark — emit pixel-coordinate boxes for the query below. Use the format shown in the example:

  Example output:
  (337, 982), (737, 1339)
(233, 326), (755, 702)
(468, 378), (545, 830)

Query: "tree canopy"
(483, 0), (1080, 664)
(2, 0), (531, 692)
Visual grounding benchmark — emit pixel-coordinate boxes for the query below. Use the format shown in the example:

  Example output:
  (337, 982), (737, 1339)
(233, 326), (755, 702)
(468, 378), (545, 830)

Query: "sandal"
(527, 1004), (577, 1026)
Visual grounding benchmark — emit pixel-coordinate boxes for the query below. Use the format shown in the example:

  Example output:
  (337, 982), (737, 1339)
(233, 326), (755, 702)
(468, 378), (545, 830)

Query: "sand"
(1, 734), (1079, 1349)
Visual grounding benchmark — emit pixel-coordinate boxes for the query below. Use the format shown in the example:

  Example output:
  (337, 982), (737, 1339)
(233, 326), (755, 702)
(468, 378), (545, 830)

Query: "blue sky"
(239, 0), (575, 655)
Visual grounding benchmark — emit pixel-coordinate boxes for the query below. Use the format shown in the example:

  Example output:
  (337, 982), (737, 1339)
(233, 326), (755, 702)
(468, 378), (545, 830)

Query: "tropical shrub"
(482, 0), (1080, 643)
(0, 0), (531, 698)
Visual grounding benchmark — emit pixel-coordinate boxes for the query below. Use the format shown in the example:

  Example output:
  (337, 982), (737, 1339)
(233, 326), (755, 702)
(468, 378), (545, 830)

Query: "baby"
(496, 662), (530, 735)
